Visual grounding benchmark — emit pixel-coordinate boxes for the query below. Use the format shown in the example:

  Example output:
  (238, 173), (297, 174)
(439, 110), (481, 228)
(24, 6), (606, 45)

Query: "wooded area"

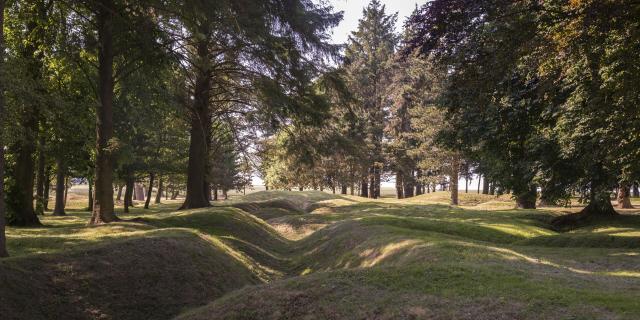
(0, 0), (639, 318)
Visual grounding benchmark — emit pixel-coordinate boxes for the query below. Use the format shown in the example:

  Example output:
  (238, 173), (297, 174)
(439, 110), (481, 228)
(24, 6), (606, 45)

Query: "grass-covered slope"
(3, 191), (640, 319)
(179, 191), (640, 320)
(0, 204), (288, 320)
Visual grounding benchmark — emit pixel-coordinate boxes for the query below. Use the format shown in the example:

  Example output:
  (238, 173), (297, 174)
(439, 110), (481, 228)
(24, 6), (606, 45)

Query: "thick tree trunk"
(404, 172), (415, 198)
(617, 182), (633, 209)
(360, 179), (368, 198)
(144, 173), (154, 209)
(0, 0), (8, 257)
(53, 157), (66, 216)
(515, 185), (537, 209)
(9, 130), (40, 226)
(551, 184), (618, 231)
(181, 38), (212, 210)
(35, 135), (46, 215)
(341, 184), (347, 195)
(482, 176), (490, 194)
(155, 175), (162, 204)
(90, 0), (118, 224)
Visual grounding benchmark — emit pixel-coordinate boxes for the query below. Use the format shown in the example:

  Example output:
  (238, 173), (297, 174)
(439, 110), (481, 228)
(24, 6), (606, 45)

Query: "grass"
(2, 190), (640, 319)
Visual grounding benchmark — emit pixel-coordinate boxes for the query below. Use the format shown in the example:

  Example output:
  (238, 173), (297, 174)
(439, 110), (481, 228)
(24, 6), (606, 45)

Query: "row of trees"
(259, 0), (640, 223)
(0, 0), (344, 256)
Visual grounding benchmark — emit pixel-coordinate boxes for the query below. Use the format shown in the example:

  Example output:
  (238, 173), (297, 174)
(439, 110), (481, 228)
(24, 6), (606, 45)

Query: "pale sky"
(328, 0), (428, 44)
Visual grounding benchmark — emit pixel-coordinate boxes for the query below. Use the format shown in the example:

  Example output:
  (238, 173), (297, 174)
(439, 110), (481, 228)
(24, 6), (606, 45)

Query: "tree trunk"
(617, 182), (633, 209)
(632, 182), (639, 198)
(35, 135), (46, 215)
(90, 0), (118, 224)
(341, 184), (347, 195)
(477, 175), (481, 194)
(181, 38), (212, 210)
(171, 190), (179, 200)
(360, 179), (368, 198)
(88, 179), (94, 212)
(450, 157), (460, 205)
(144, 173), (155, 209)
(43, 166), (51, 211)
(64, 176), (69, 206)
(374, 167), (381, 198)
(116, 184), (123, 201)
(223, 189), (228, 200)
(0, 0), (8, 256)
(482, 176), (490, 194)
(515, 185), (537, 209)
(155, 175), (162, 204)
(135, 183), (145, 201)
(489, 182), (496, 195)
(124, 174), (134, 213)
(404, 171), (415, 198)
(53, 157), (66, 216)
(213, 186), (218, 201)
(465, 176), (468, 193)
(395, 171), (404, 199)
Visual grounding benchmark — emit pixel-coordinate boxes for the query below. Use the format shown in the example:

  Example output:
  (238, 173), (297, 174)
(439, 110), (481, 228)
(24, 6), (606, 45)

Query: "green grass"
(3, 190), (640, 319)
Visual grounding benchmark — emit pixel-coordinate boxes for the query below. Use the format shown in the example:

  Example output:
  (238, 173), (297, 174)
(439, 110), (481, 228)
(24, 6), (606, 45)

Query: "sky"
(328, 0), (428, 44)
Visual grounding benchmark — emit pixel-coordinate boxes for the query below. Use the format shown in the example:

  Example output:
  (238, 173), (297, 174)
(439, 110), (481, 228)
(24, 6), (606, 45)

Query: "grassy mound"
(0, 232), (261, 320)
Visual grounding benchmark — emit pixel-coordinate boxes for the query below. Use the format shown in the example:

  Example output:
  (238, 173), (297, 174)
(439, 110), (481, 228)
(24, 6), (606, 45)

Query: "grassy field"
(2, 190), (640, 319)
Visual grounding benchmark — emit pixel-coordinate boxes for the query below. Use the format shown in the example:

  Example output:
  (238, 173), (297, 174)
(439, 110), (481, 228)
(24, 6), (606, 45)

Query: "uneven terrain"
(2, 191), (639, 319)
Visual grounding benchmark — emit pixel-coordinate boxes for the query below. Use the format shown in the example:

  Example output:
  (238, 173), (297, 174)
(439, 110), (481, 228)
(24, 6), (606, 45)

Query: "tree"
(0, 0), (9, 257)
(345, 0), (398, 199)
(163, 0), (341, 209)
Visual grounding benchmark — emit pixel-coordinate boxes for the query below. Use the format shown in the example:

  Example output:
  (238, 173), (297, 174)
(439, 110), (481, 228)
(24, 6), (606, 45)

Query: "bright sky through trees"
(329, 0), (428, 44)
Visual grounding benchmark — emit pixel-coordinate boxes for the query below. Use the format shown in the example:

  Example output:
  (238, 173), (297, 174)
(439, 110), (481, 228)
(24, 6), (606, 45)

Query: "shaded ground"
(2, 191), (640, 319)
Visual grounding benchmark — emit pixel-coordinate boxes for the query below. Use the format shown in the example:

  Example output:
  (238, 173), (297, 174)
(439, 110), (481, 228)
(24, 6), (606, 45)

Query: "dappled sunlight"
(358, 239), (424, 267)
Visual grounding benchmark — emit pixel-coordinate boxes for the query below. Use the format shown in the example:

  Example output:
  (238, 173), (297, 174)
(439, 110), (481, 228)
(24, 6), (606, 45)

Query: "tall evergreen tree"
(345, 0), (398, 199)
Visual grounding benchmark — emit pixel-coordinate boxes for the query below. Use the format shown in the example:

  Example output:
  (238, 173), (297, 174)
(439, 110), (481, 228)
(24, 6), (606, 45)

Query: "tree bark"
(144, 173), (154, 209)
(617, 182), (633, 209)
(171, 190), (179, 200)
(482, 176), (490, 194)
(180, 36), (212, 210)
(360, 179), (368, 198)
(155, 175), (162, 204)
(53, 157), (66, 216)
(64, 176), (69, 206)
(632, 182), (639, 198)
(477, 175), (481, 194)
(35, 135), (46, 215)
(341, 184), (347, 195)
(0, 0), (9, 256)
(450, 157), (460, 205)
(213, 185), (218, 201)
(90, 0), (118, 224)
(395, 171), (404, 199)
